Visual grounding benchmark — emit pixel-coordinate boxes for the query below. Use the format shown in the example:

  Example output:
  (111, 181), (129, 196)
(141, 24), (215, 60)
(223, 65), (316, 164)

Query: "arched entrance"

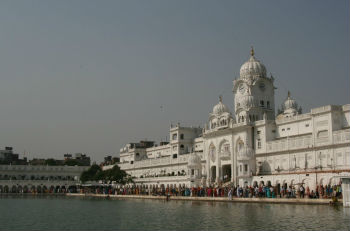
(11, 185), (17, 193)
(222, 165), (231, 182)
(210, 166), (216, 183)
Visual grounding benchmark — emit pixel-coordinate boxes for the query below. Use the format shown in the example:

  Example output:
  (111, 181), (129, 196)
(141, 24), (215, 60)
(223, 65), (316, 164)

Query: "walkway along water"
(65, 193), (342, 205)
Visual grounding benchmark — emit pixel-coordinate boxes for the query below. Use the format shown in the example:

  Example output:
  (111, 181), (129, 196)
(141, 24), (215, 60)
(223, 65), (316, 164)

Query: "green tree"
(65, 159), (82, 166)
(80, 164), (102, 182)
(45, 158), (57, 166)
(80, 164), (132, 184)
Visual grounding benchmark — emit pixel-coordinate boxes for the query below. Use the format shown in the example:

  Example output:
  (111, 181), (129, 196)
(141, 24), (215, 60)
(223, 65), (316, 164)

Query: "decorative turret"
(212, 96), (230, 115)
(233, 47), (276, 122)
(277, 91), (301, 119)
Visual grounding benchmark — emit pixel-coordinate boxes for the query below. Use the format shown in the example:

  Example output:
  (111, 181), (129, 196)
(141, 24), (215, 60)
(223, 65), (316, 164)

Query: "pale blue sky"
(0, 0), (348, 162)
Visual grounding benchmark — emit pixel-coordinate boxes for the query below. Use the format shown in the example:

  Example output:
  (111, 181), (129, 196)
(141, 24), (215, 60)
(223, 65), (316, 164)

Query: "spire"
(219, 95), (223, 103)
(250, 46), (254, 56)
(287, 91), (291, 98)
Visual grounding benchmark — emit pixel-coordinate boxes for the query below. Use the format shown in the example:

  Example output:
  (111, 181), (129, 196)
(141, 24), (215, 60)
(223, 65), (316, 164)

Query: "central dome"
(239, 47), (267, 79)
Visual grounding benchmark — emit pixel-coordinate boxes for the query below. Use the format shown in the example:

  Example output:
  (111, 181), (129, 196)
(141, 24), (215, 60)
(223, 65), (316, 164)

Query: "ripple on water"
(0, 196), (349, 231)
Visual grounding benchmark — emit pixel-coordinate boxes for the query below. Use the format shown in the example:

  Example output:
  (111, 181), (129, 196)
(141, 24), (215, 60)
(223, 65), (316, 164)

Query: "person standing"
(299, 185), (304, 198)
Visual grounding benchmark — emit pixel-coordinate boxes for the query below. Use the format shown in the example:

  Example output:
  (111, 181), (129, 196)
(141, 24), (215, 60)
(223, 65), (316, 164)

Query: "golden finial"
(219, 95), (223, 103)
(250, 46), (254, 56)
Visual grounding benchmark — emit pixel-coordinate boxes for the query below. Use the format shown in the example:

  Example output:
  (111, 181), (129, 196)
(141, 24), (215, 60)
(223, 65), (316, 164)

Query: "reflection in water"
(0, 196), (349, 231)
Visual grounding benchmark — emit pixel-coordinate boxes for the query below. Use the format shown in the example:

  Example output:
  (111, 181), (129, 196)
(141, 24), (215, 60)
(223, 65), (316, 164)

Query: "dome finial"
(288, 91), (291, 98)
(250, 46), (254, 56)
(219, 95), (223, 103)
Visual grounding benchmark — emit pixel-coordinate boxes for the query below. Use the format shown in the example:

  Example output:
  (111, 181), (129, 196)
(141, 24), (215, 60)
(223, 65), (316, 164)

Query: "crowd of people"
(81, 183), (343, 200)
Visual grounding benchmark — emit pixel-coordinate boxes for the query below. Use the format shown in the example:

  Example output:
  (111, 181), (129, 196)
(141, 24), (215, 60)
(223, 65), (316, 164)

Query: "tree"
(80, 164), (102, 182)
(80, 164), (132, 184)
(65, 159), (81, 166)
(45, 158), (57, 166)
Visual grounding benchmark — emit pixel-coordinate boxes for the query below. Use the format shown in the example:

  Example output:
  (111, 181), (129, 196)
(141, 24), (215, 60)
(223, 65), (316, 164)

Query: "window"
(172, 133), (177, 140)
(257, 130), (261, 134)
(180, 134), (184, 139)
(272, 130), (276, 133)
(260, 100), (264, 107)
(240, 165), (242, 172)
(287, 128), (290, 131)
(267, 101), (270, 108)
(191, 169), (195, 175)
(180, 144), (184, 149)
(282, 128), (285, 131)
(224, 144), (230, 153)
(257, 139), (261, 149)
(136, 153), (140, 157)
(305, 124), (310, 127)
(244, 164), (248, 172)
(172, 154), (177, 159)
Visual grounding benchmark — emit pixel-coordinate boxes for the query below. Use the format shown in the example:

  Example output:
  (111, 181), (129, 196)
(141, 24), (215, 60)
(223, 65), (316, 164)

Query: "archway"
(210, 166), (216, 183)
(4, 185), (9, 193)
(23, 185), (29, 193)
(11, 185), (17, 193)
(36, 185), (42, 193)
(222, 165), (231, 182)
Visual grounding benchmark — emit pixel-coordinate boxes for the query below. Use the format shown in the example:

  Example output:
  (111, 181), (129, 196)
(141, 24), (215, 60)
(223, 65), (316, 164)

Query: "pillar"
(341, 177), (350, 207)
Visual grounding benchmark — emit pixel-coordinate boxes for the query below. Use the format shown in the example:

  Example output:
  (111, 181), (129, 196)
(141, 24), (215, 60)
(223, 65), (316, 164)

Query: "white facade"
(110, 48), (350, 190)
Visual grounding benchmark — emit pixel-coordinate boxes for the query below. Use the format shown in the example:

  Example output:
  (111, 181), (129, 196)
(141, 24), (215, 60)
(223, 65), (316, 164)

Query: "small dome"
(237, 146), (254, 161)
(213, 96), (230, 115)
(240, 47), (267, 79)
(284, 91), (298, 110)
(187, 153), (202, 168)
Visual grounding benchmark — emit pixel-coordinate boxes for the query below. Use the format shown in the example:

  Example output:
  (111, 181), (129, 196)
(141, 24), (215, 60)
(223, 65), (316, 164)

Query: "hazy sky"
(0, 0), (348, 163)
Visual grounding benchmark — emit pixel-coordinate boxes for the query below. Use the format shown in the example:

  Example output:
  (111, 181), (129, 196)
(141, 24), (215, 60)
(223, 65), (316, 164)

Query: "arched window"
(172, 133), (177, 140)
(238, 140), (244, 151)
(180, 134), (184, 139)
(180, 144), (184, 149)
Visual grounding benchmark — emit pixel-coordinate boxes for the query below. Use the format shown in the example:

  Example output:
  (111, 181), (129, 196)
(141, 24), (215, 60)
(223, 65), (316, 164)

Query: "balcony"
(220, 151), (231, 160)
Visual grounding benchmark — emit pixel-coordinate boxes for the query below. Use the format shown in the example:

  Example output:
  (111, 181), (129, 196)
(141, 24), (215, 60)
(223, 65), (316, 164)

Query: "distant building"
(0, 147), (27, 165)
(74, 153), (91, 166)
(102, 156), (120, 166)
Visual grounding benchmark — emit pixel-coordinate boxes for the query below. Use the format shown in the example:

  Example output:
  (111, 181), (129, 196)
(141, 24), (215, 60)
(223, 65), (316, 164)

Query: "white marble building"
(108, 48), (350, 191)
